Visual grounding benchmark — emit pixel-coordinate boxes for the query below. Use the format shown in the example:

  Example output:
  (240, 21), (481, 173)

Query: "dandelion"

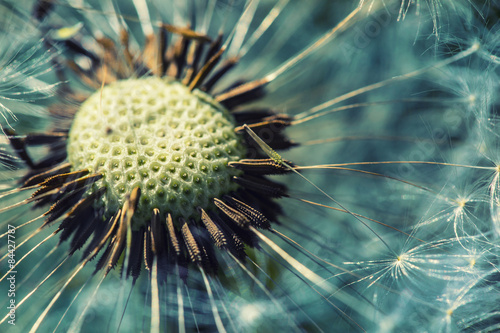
(0, 0), (499, 332)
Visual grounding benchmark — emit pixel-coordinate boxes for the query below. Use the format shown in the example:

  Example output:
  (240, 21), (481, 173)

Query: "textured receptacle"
(67, 77), (246, 225)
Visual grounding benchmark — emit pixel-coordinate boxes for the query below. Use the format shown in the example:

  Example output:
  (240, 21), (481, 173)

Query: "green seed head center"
(67, 77), (245, 225)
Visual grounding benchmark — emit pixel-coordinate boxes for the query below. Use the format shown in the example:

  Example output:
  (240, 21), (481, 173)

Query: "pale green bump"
(67, 77), (246, 226)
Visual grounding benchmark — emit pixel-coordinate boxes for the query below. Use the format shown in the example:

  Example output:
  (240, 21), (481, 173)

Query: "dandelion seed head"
(2, 0), (499, 332)
(67, 76), (245, 223)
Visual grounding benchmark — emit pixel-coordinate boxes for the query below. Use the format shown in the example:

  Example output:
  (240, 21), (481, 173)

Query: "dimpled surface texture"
(67, 77), (245, 225)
